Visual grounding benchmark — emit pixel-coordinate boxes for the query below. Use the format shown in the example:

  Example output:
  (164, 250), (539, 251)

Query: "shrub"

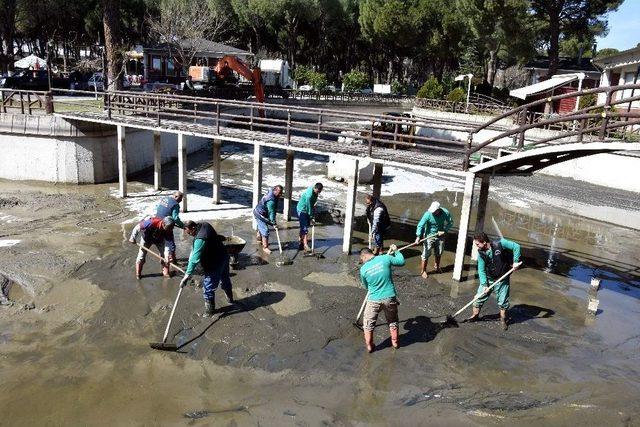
(446, 87), (466, 103)
(579, 93), (597, 110)
(391, 80), (407, 95)
(308, 71), (328, 91)
(342, 70), (369, 92)
(293, 65), (313, 85)
(416, 77), (444, 99)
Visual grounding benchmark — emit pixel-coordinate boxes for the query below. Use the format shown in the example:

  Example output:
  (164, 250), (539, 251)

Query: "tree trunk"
(487, 49), (497, 87)
(0, 0), (16, 74)
(103, 0), (122, 91)
(546, 11), (560, 78)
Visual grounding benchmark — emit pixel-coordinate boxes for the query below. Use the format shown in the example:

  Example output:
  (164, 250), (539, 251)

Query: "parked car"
(87, 72), (104, 91)
(325, 85), (337, 92)
(359, 88), (373, 94)
(298, 84), (313, 92)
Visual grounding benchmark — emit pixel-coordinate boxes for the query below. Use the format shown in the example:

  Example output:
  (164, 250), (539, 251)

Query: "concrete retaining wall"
(0, 114), (208, 183)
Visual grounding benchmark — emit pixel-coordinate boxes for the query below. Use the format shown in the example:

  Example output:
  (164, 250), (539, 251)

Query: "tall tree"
(103, 0), (122, 90)
(456, 0), (534, 86)
(0, 0), (17, 74)
(529, 0), (624, 77)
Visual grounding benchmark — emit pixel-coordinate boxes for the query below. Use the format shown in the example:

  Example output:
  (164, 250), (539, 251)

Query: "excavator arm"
(214, 55), (265, 104)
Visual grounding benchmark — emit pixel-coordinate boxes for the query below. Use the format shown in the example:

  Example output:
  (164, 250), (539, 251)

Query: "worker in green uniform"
(414, 201), (453, 279)
(467, 232), (521, 330)
(297, 182), (323, 252)
(359, 244), (405, 353)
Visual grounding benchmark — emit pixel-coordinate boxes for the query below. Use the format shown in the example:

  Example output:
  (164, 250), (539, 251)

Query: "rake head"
(149, 342), (179, 351)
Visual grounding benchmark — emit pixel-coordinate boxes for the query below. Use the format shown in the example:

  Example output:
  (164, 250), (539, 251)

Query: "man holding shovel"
(297, 182), (323, 252)
(365, 195), (391, 255)
(129, 216), (175, 279)
(180, 220), (234, 316)
(253, 185), (283, 255)
(415, 201), (453, 279)
(359, 244), (405, 353)
(155, 191), (184, 275)
(467, 232), (521, 330)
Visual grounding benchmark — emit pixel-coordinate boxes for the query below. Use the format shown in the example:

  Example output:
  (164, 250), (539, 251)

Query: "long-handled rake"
(303, 222), (324, 259)
(136, 244), (187, 352)
(438, 262), (522, 327)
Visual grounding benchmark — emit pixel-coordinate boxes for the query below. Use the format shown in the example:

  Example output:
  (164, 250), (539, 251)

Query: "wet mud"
(0, 149), (640, 426)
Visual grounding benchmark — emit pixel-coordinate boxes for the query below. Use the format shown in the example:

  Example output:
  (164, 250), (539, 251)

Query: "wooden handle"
(136, 243), (186, 274)
(356, 292), (369, 322)
(452, 262), (522, 318)
(162, 285), (184, 343)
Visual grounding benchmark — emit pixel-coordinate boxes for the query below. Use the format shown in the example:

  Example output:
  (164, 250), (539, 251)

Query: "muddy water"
(1, 150), (640, 426)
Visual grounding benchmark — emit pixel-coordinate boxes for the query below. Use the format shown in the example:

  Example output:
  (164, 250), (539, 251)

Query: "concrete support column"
(252, 144), (263, 230)
(212, 139), (222, 204)
(153, 131), (161, 190)
(283, 150), (294, 221)
(452, 173), (476, 282)
(471, 174), (491, 261)
(342, 159), (359, 254)
(372, 163), (383, 199)
(178, 133), (188, 212)
(117, 125), (127, 198)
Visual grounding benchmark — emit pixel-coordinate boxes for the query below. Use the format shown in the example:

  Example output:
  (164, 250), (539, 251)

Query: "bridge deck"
(55, 111), (467, 172)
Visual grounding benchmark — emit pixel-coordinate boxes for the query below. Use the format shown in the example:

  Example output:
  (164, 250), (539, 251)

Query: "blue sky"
(596, 1), (640, 51)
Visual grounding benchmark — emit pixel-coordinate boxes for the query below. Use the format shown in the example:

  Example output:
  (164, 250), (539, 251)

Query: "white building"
(592, 46), (640, 111)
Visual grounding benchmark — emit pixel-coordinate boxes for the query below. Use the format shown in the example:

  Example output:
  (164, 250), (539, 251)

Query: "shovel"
(439, 262), (522, 327)
(274, 226), (293, 267)
(303, 221), (324, 259)
(134, 244), (187, 351)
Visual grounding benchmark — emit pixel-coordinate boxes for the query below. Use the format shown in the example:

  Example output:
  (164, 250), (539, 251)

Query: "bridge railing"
(0, 89), (53, 114)
(55, 89), (472, 168)
(463, 84), (640, 169)
(414, 97), (510, 115)
(281, 90), (413, 103)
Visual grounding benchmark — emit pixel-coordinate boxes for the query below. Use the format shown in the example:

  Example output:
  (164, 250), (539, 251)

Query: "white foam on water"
(0, 239), (20, 247)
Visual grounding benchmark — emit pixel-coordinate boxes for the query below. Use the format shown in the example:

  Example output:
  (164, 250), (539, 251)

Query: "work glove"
(414, 236), (421, 244)
(180, 274), (192, 288)
(437, 231), (446, 237)
(388, 244), (398, 254)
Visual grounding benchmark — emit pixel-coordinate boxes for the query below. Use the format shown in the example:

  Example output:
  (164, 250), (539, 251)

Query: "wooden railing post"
(463, 132), (474, 170)
(368, 121), (374, 157)
(577, 118), (586, 142)
(19, 92), (24, 114)
(286, 109), (291, 145)
(216, 103), (220, 134)
(156, 95), (160, 126)
(194, 102), (198, 123)
(599, 90), (613, 140)
(44, 91), (54, 114)
(517, 107), (528, 149)
(107, 94), (112, 119)
(250, 105), (254, 131)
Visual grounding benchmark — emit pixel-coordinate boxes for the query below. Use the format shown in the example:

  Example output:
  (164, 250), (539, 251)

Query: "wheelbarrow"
(223, 235), (246, 270)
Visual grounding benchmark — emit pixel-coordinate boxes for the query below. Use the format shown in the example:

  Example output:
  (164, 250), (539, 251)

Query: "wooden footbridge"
(12, 84), (637, 281)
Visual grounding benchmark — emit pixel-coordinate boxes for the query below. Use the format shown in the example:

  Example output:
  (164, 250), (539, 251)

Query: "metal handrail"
(463, 84), (640, 169)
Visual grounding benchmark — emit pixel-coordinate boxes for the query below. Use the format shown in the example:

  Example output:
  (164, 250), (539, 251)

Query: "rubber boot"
(500, 309), (508, 331)
(204, 299), (215, 316)
(434, 257), (442, 273)
(135, 262), (144, 280)
(262, 237), (271, 255)
(465, 306), (481, 323)
(224, 289), (234, 304)
(390, 327), (400, 349)
(364, 330), (375, 353)
(420, 259), (428, 279)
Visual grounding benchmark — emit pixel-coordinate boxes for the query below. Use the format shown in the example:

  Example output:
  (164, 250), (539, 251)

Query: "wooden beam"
(342, 159), (359, 254)
(452, 173), (476, 281)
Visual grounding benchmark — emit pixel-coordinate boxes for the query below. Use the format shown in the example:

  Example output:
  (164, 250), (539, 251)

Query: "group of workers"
(129, 183), (521, 352)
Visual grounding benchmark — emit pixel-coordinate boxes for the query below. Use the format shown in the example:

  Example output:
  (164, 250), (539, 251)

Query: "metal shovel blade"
(149, 342), (179, 351)
(275, 256), (293, 267)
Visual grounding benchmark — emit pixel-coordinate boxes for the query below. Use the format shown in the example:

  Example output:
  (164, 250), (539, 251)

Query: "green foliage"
(293, 65), (313, 84)
(595, 48), (620, 58)
(446, 87), (466, 103)
(391, 80), (407, 95)
(416, 77), (444, 99)
(308, 71), (328, 90)
(342, 70), (368, 92)
(578, 93), (598, 110)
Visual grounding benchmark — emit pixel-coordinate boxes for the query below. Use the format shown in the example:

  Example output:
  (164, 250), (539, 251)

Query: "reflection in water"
(545, 223), (559, 273)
